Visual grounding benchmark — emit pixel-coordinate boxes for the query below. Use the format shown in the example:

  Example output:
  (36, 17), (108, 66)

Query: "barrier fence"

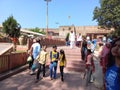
(27, 38), (65, 50)
(0, 52), (27, 74)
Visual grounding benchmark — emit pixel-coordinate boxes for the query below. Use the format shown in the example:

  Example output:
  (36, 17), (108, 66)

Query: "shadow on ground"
(0, 68), (99, 90)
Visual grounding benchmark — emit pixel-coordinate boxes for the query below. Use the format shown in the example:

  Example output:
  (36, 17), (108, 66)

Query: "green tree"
(30, 27), (40, 33)
(93, 0), (120, 35)
(65, 33), (69, 41)
(2, 16), (21, 51)
(30, 27), (46, 35)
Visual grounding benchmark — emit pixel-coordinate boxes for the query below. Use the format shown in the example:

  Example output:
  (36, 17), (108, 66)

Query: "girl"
(99, 42), (111, 89)
(100, 42), (111, 74)
(83, 49), (95, 86)
(59, 49), (67, 82)
(105, 37), (120, 90)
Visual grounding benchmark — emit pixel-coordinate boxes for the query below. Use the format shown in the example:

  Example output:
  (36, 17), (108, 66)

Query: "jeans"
(50, 62), (57, 79)
(81, 47), (87, 60)
(31, 60), (39, 72)
(60, 66), (64, 79)
(36, 63), (45, 80)
(84, 65), (93, 86)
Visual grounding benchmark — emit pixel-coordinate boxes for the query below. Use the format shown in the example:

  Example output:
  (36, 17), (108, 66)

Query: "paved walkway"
(0, 46), (100, 90)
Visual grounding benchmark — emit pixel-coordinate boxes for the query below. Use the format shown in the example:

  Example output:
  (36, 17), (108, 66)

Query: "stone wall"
(58, 26), (113, 39)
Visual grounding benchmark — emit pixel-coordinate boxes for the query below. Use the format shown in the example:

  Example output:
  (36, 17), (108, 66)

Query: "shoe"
(83, 74), (85, 79)
(53, 77), (56, 79)
(35, 79), (39, 83)
(30, 71), (35, 75)
(61, 78), (64, 82)
(89, 76), (94, 83)
(42, 76), (45, 79)
(90, 79), (94, 83)
(50, 78), (53, 80)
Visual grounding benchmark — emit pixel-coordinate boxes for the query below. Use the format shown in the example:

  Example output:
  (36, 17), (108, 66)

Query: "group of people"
(27, 34), (120, 90)
(68, 30), (82, 48)
(79, 33), (120, 90)
(81, 35), (120, 90)
(27, 38), (67, 83)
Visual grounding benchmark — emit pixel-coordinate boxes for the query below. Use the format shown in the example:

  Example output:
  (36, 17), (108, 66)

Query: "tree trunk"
(13, 42), (17, 52)
(10, 37), (17, 52)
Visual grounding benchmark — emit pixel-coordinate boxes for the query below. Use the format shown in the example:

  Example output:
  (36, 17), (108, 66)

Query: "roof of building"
(20, 29), (45, 37)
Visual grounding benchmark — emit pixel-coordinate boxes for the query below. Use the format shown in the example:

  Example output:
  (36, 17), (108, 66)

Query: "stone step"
(66, 66), (85, 72)
(67, 61), (85, 66)
(66, 60), (85, 72)
(66, 58), (81, 60)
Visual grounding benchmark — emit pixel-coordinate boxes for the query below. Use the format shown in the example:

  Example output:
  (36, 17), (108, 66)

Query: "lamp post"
(55, 22), (59, 28)
(44, 0), (51, 37)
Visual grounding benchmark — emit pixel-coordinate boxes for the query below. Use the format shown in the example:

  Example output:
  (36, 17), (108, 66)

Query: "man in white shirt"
(69, 31), (75, 49)
(77, 33), (82, 47)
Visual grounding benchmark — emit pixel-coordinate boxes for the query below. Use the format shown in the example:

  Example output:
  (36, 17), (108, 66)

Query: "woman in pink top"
(83, 49), (95, 86)
(99, 42), (111, 74)
(85, 49), (95, 72)
(99, 42), (111, 90)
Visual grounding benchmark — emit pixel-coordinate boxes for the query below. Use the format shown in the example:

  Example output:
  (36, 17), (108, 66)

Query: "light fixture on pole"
(55, 22), (59, 28)
(44, 0), (51, 37)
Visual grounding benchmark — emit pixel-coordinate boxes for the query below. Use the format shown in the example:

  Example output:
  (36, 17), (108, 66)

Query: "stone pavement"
(0, 46), (100, 90)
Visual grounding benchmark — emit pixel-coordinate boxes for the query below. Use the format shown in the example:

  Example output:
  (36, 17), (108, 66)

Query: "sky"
(0, 0), (100, 28)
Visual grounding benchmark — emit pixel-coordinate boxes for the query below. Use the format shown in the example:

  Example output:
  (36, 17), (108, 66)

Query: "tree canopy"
(2, 16), (21, 38)
(30, 27), (46, 35)
(93, 0), (120, 32)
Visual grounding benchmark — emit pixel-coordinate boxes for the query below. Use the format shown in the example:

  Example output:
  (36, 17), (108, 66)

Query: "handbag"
(27, 56), (32, 62)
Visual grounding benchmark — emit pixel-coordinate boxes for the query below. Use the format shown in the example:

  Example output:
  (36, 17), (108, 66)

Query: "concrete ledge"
(0, 44), (13, 55)
(0, 64), (28, 81)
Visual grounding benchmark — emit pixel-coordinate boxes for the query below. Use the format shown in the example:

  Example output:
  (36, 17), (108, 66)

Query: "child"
(59, 49), (67, 82)
(49, 45), (59, 80)
(35, 45), (48, 82)
(83, 49), (95, 86)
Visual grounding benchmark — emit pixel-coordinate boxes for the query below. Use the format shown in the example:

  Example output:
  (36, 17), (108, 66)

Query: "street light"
(44, 0), (51, 37)
(55, 22), (59, 28)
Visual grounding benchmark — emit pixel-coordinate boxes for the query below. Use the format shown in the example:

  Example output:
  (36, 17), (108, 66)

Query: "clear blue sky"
(0, 0), (100, 28)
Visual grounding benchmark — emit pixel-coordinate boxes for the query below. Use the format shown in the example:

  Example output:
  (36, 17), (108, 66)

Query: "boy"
(49, 45), (59, 80)
(35, 45), (48, 82)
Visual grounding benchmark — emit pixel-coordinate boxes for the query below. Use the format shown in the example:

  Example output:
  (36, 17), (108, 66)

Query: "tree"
(30, 27), (46, 35)
(93, 0), (120, 35)
(2, 16), (21, 51)
(65, 33), (69, 41)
